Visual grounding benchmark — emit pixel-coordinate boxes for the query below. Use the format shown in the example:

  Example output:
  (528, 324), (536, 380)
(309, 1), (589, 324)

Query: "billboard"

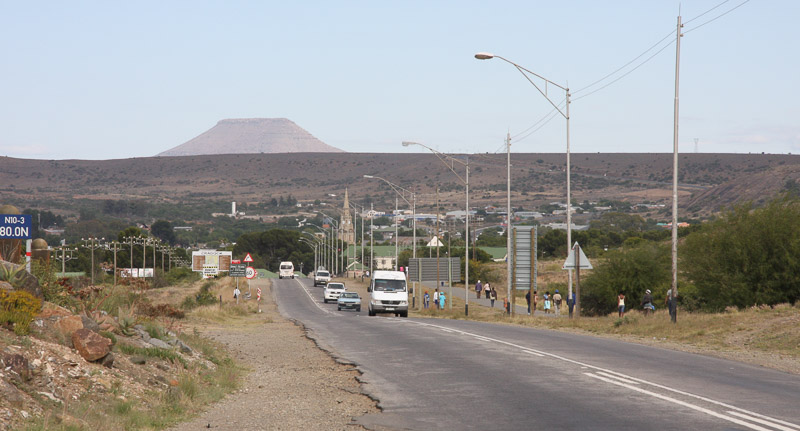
(191, 250), (233, 276)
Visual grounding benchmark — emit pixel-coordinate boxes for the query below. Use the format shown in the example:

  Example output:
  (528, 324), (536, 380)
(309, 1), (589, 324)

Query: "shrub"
(0, 289), (42, 335)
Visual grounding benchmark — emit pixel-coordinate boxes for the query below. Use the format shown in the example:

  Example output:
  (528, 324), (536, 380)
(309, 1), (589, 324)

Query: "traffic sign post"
(229, 263), (247, 277)
(563, 242), (592, 318)
(243, 253), (254, 263)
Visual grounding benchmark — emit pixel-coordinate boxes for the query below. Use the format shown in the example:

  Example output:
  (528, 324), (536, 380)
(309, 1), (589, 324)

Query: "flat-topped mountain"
(157, 118), (343, 156)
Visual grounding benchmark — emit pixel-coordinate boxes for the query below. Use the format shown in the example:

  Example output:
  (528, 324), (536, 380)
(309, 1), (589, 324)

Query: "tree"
(151, 220), (177, 245)
(682, 196), (800, 310)
(580, 242), (671, 316)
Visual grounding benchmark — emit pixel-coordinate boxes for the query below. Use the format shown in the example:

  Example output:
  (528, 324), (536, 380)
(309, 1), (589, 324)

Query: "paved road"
(272, 278), (800, 430)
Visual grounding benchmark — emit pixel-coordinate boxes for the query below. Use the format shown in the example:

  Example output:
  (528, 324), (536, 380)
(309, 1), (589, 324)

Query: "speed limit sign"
(245, 266), (256, 279)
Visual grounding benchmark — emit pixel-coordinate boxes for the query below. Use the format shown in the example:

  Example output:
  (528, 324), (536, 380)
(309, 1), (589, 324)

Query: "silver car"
(337, 291), (361, 312)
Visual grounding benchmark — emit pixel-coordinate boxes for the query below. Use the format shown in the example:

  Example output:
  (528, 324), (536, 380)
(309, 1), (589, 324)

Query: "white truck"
(367, 270), (408, 317)
(279, 261), (294, 279)
(314, 269), (331, 287)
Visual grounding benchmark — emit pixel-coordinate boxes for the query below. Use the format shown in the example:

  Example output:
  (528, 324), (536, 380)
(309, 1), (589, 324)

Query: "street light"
(402, 140), (472, 316)
(304, 223), (329, 271)
(364, 174), (418, 308)
(320, 212), (341, 276)
(81, 237), (105, 285)
(475, 52), (575, 314)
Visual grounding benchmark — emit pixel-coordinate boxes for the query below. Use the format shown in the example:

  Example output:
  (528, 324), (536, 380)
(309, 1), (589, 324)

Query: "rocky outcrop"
(0, 260), (43, 300)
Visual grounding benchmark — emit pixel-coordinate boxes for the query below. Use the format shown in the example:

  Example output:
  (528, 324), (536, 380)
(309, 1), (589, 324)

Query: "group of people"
(424, 289), (447, 310)
(524, 289), (570, 315)
(617, 289), (678, 320)
(474, 280), (499, 307)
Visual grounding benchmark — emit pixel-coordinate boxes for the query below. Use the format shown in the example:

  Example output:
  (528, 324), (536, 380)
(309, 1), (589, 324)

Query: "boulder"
(100, 353), (115, 368)
(37, 302), (73, 319)
(72, 329), (112, 362)
(147, 338), (171, 349)
(80, 314), (100, 332)
(53, 315), (84, 343)
(1, 353), (30, 381)
(130, 356), (147, 365)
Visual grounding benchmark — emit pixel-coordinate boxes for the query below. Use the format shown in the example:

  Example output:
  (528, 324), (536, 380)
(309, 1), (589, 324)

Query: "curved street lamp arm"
(401, 141), (467, 184)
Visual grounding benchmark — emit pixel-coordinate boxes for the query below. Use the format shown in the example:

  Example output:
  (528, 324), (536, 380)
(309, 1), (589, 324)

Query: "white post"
(506, 132), (513, 315)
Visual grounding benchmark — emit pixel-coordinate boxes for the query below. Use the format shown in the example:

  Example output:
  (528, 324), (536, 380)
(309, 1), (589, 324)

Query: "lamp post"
(106, 241), (123, 286)
(475, 52), (574, 314)
(305, 223), (329, 270)
(52, 245), (78, 276)
(363, 174), (418, 308)
(402, 141), (471, 316)
(81, 237), (105, 285)
(320, 212), (341, 276)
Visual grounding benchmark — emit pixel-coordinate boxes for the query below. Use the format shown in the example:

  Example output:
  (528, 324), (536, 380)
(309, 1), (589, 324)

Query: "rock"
(147, 338), (171, 349)
(156, 363), (170, 371)
(1, 353), (30, 381)
(100, 353), (115, 368)
(53, 315), (84, 343)
(0, 378), (25, 408)
(37, 302), (72, 319)
(130, 356), (147, 365)
(177, 340), (193, 355)
(80, 314), (101, 332)
(72, 329), (112, 362)
(37, 391), (61, 403)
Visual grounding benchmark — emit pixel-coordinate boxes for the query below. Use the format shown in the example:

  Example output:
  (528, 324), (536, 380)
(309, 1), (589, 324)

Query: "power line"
(684, 0), (750, 34)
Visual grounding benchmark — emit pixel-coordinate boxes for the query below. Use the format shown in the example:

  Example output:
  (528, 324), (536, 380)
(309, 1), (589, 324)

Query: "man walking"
(475, 280), (482, 299)
(553, 290), (562, 316)
(434, 289), (439, 310)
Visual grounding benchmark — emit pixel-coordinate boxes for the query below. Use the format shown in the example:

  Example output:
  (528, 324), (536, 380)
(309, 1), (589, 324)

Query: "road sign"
(245, 266), (256, 279)
(257, 287), (262, 301)
(563, 242), (593, 270)
(229, 263), (247, 277)
(243, 253), (254, 263)
(231, 259), (241, 264)
(0, 214), (32, 239)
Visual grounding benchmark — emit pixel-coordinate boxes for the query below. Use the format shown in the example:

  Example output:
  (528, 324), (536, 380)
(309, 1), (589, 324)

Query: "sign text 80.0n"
(0, 214), (32, 239)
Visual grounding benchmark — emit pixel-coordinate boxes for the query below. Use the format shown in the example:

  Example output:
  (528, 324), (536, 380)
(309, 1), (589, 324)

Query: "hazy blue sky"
(1, 1), (797, 160)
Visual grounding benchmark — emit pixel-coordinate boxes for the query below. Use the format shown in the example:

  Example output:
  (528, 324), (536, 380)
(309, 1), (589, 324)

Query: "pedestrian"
(665, 289), (678, 322)
(424, 291), (430, 309)
(543, 291), (551, 314)
(484, 282), (491, 299)
(434, 289), (439, 310)
(439, 292), (446, 309)
(490, 287), (497, 307)
(553, 290), (562, 316)
(567, 292), (576, 318)
(533, 290), (539, 314)
(525, 290), (532, 315)
(475, 280), (483, 299)
(618, 292), (626, 318)
(233, 286), (241, 304)
(641, 289), (654, 316)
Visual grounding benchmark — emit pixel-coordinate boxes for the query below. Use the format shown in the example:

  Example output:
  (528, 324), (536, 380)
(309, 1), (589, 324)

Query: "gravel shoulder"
(169, 278), (379, 431)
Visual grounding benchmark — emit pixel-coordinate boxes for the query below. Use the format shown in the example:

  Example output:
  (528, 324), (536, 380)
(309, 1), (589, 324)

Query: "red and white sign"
(245, 266), (256, 279)
(243, 253), (254, 263)
(257, 287), (262, 301)
(231, 259), (241, 264)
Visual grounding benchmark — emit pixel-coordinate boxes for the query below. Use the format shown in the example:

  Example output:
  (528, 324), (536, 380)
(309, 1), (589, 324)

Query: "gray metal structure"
(408, 258), (460, 285)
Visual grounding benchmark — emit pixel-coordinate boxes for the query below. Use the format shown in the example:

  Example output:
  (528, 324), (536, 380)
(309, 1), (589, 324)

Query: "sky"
(1, 1), (798, 160)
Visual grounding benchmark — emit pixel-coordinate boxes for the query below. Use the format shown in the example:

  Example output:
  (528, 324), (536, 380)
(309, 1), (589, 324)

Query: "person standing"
(525, 290), (531, 315)
(543, 291), (551, 314)
(490, 287), (497, 308)
(233, 286), (241, 304)
(666, 289), (678, 322)
(618, 293), (626, 318)
(533, 290), (539, 315)
(439, 292), (446, 310)
(567, 292), (576, 318)
(424, 291), (430, 309)
(484, 282), (491, 299)
(434, 289), (439, 310)
(553, 290), (562, 316)
(641, 289), (653, 316)
(475, 280), (483, 299)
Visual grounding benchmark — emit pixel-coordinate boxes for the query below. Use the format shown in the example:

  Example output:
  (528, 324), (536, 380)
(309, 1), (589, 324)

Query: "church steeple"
(340, 188), (355, 244)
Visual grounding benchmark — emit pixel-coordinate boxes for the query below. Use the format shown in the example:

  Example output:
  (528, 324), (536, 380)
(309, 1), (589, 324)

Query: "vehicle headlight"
(400, 301), (408, 306)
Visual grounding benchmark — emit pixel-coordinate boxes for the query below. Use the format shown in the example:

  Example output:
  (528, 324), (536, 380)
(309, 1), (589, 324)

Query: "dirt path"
(169, 278), (378, 431)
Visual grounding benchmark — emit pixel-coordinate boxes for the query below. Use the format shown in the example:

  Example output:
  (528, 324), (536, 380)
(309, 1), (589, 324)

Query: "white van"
(279, 261), (294, 279)
(367, 270), (408, 317)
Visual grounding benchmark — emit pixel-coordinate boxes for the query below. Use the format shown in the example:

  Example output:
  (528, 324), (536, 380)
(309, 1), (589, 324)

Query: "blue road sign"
(0, 214), (32, 239)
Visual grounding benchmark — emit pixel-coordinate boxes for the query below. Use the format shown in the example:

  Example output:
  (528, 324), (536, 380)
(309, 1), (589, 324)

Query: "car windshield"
(327, 283), (345, 290)
(340, 292), (358, 299)
(373, 279), (406, 292)
(317, 271), (329, 277)
(281, 265), (292, 269)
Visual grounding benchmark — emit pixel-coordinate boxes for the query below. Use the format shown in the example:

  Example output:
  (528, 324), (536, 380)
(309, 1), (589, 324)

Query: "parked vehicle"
(367, 270), (408, 317)
(314, 270), (331, 287)
(337, 292), (361, 312)
(279, 261), (294, 279)
(323, 282), (346, 303)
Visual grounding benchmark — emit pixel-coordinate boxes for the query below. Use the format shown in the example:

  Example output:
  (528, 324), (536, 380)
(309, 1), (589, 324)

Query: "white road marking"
(521, 350), (545, 357)
(403, 319), (799, 430)
(585, 372), (773, 431)
(725, 411), (800, 431)
(595, 371), (640, 385)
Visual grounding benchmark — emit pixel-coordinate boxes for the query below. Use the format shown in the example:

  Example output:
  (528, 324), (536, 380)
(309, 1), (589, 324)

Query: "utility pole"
(506, 132), (513, 315)
(370, 203), (374, 275)
(394, 197), (399, 271)
(670, 14), (683, 324)
(436, 187), (440, 303)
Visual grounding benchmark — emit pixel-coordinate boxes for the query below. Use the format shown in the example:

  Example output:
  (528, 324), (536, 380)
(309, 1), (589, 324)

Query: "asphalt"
(273, 277), (800, 430)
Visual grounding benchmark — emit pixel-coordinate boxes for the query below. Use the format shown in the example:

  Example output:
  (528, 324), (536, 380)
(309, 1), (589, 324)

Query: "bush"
(166, 267), (199, 285)
(0, 289), (42, 335)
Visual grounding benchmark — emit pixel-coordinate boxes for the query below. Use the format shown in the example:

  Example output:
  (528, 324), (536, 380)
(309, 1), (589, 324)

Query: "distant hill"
(157, 118), (343, 156)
